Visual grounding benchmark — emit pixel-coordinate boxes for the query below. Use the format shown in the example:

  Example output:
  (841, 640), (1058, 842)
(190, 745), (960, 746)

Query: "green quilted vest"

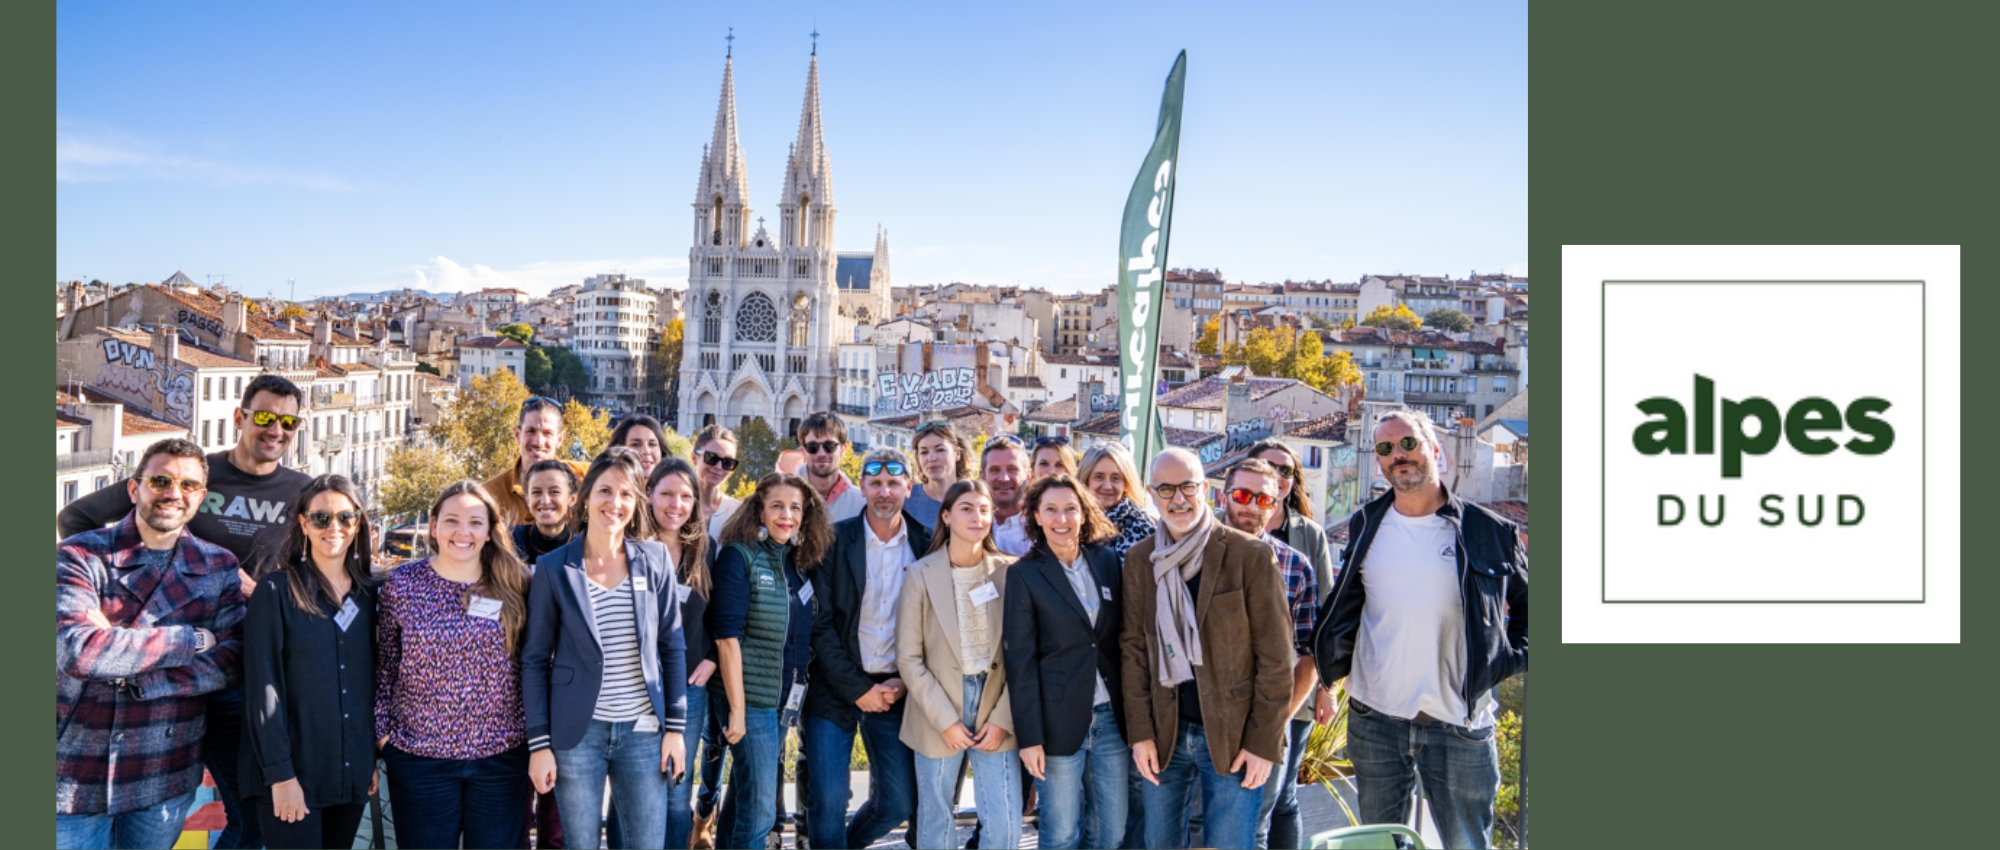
(729, 538), (793, 709)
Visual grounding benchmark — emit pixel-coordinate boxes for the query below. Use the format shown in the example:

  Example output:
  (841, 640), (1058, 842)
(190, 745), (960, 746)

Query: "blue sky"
(57, 1), (1525, 299)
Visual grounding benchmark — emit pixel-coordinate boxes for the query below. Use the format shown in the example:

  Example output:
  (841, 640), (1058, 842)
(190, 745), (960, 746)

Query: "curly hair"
(718, 472), (834, 571)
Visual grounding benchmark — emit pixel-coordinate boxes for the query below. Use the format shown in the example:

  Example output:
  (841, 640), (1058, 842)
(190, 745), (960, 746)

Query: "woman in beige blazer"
(896, 479), (1023, 850)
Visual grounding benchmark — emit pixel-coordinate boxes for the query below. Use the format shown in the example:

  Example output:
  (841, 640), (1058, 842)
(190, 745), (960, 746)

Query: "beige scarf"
(1149, 508), (1214, 688)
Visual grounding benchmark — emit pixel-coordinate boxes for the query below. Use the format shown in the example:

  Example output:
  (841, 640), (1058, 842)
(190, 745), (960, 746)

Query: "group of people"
(55, 375), (1528, 850)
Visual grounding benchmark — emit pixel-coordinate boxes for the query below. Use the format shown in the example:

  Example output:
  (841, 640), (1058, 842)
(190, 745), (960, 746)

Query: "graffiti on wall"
(874, 344), (979, 414)
(174, 308), (223, 339)
(1090, 392), (1119, 413)
(1197, 440), (1226, 465)
(1224, 417), (1271, 452)
(1324, 444), (1360, 526)
(92, 338), (197, 426)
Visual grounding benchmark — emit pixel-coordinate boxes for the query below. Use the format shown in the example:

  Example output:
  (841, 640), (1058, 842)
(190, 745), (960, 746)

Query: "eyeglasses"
(861, 460), (908, 477)
(700, 451), (739, 471)
(1033, 435), (1070, 448)
(1151, 481), (1203, 500)
(801, 440), (842, 455)
(245, 410), (302, 431)
(1268, 462), (1298, 480)
(143, 475), (206, 495)
(305, 510), (361, 530)
(1227, 488), (1277, 509)
(1374, 435), (1424, 456)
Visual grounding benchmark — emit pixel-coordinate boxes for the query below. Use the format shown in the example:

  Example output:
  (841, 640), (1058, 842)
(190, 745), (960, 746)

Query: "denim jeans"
(716, 706), (781, 850)
(1347, 698), (1501, 850)
(55, 788), (197, 850)
(202, 686), (262, 849)
(1139, 720), (1265, 850)
(801, 701), (918, 849)
(1256, 718), (1312, 849)
(553, 718), (673, 850)
(381, 742), (531, 850)
(912, 674), (1022, 850)
(1122, 757), (1147, 849)
(664, 682), (711, 849)
(1035, 701), (1129, 850)
(695, 685), (729, 818)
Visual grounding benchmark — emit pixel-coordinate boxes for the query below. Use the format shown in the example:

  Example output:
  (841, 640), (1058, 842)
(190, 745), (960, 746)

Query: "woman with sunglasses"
(711, 473), (833, 850)
(906, 420), (972, 532)
(1000, 473), (1128, 849)
(1029, 436), (1078, 483)
(522, 449), (688, 850)
(1077, 443), (1156, 562)
(375, 481), (534, 849)
(898, 479), (1023, 850)
(645, 458), (717, 850)
(1242, 439), (1337, 606)
(240, 475), (378, 849)
(610, 415), (669, 476)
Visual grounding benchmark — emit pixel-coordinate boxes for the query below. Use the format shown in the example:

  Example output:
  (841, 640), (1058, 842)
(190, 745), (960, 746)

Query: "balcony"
(1349, 356), (1410, 371)
(58, 449), (114, 473)
(313, 390), (355, 407)
(1467, 359), (1520, 373)
(1404, 390), (1468, 404)
(319, 434), (349, 454)
(833, 403), (870, 417)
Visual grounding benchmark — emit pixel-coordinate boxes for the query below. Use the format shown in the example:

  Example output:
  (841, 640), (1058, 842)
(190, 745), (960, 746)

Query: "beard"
(1386, 458), (1433, 492)
(140, 503), (192, 534)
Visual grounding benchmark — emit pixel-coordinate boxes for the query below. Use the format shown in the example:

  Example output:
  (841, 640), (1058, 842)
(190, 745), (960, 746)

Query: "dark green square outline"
(1600, 279), (1924, 604)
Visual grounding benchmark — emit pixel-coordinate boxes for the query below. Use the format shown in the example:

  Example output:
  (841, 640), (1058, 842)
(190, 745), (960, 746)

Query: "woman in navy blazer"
(522, 448), (688, 850)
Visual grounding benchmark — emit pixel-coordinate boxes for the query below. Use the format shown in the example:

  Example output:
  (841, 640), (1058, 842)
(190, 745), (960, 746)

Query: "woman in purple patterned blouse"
(375, 480), (534, 849)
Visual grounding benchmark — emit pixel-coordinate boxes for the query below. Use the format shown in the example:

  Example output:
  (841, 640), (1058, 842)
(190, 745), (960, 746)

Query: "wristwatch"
(193, 628), (210, 653)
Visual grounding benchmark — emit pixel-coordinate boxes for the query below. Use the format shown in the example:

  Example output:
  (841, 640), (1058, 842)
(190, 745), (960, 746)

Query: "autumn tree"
(1308, 314), (1339, 332)
(276, 303), (311, 320)
(648, 318), (684, 421)
(1195, 316), (1221, 356)
(1241, 327), (1290, 377)
(495, 323), (535, 345)
(1424, 308), (1473, 333)
(381, 443), (468, 520)
(561, 399), (612, 460)
(660, 427), (693, 464)
(1360, 303), (1424, 331)
(432, 368), (531, 481)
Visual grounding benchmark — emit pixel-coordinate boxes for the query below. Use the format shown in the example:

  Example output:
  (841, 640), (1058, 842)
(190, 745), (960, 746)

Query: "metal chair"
(1306, 822), (1427, 849)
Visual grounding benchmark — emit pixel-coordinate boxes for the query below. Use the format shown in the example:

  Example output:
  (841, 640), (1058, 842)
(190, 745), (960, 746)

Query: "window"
(64, 481), (79, 505)
(202, 421), (212, 446)
(1495, 375), (1509, 392)
(203, 378), (212, 400)
(735, 292), (778, 342)
(1306, 446), (1323, 468)
(702, 291), (723, 344)
(234, 376), (244, 401)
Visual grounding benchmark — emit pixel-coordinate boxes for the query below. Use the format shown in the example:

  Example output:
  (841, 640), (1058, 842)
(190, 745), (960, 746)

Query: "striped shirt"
(586, 576), (651, 722)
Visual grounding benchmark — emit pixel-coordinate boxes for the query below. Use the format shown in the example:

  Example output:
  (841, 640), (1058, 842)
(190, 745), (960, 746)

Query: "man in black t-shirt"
(57, 373), (312, 850)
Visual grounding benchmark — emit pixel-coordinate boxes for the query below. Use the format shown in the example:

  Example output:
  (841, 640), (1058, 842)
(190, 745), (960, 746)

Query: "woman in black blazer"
(241, 475), (379, 849)
(521, 448), (688, 850)
(1001, 472), (1129, 850)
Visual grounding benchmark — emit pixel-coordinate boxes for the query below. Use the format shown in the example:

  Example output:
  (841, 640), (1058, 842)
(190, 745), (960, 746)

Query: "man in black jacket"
(1313, 410), (1528, 850)
(803, 449), (934, 849)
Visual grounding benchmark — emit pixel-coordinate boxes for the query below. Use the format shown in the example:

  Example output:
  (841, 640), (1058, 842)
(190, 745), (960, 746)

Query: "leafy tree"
(1340, 317), (1357, 331)
(381, 443), (468, 520)
(496, 323), (535, 345)
(649, 318), (684, 420)
(661, 427), (693, 464)
(433, 368), (531, 481)
(1425, 307), (1474, 333)
(276, 303), (311, 320)
(415, 361), (441, 376)
(544, 346), (590, 399)
(1308, 314), (1339, 332)
(839, 447), (865, 485)
(1221, 340), (1247, 367)
(1321, 348), (1363, 392)
(524, 347), (553, 390)
(727, 418), (782, 492)
(1242, 327), (1290, 377)
(1360, 303), (1423, 331)
(561, 399), (612, 461)
(1195, 316), (1221, 356)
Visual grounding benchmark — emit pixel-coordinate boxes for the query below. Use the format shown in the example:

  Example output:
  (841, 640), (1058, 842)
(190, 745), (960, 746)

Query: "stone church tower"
(678, 50), (888, 438)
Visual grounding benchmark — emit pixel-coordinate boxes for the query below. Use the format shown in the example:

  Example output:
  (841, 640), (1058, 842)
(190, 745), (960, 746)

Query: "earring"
(757, 526), (769, 542)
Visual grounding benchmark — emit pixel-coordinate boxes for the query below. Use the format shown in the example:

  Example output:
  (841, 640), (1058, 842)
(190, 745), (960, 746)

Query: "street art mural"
(874, 344), (979, 414)
(90, 337), (197, 426)
(1224, 417), (1272, 452)
(1324, 444), (1360, 526)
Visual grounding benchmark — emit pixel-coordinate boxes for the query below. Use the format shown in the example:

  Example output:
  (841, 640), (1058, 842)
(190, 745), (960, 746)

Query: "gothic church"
(677, 49), (892, 437)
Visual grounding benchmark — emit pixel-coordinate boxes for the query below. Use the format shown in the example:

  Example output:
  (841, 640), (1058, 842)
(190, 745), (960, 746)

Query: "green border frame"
(1600, 279), (1924, 604)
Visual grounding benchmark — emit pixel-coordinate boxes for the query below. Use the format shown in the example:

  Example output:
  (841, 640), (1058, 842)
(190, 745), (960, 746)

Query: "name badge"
(633, 714), (660, 734)
(632, 574), (649, 593)
(334, 597), (360, 632)
(968, 582), (999, 607)
(467, 595), (503, 620)
(797, 582), (816, 605)
(675, 583), (692, 604)
(1100, 586), (1114, 602)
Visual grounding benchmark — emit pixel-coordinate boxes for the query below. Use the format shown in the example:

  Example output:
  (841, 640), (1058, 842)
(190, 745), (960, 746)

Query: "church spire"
(780, 50), (834, 249)
(695, 51), (752, 248)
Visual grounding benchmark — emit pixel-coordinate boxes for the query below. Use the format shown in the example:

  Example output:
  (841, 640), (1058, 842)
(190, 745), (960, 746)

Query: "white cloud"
(405, 255), (691, 296)
(56, 119), (353, 191)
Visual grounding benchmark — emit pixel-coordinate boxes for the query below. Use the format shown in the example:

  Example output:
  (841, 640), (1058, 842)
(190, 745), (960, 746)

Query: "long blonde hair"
(427, 480), (532, 655)
(1077, 442), (1151, 508)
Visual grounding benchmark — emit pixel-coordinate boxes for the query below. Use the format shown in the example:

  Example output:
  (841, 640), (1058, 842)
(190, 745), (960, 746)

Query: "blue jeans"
(801, 701), (917, 849)
(1347, 698), (1501, 850)
(1123, 756), (1148, 849)
(1139, 720), (1265, 850)
(1256, 718), (1312, 848)
(912, 674), (1022, 850)
(1035, 701), (1129, 850)
(202, 686), (263, 849)
(381, 742), (531, 850)
(665, 683), (711, 849)
(554, 718), (673, 850)
(717, 706), (781, 850)
(695, 685), (729, 817)
(56, 789), (197, 850)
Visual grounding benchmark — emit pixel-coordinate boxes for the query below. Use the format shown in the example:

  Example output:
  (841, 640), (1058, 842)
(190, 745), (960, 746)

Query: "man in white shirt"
(983, 436), (1034, 556)
(802, 449), (934, 848)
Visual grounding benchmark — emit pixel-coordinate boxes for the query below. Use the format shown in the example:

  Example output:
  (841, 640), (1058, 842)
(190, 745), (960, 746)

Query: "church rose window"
(735, 292), (778, 342)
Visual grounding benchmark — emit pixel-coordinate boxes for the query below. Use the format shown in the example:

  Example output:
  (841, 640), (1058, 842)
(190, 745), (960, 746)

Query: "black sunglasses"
(801, 440), (843, 455)
(700, 450), (739, 471)
(1374, 435), (1424, 456)
(861, 460), (908, 477)
(305, 510), (362, 530)
(1033, 435), (1070, 448)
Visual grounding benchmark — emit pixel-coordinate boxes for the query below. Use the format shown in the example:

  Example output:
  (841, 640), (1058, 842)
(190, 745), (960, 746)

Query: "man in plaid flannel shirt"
(1221, 458), (1326, 850)
(56, 438), (246, 849)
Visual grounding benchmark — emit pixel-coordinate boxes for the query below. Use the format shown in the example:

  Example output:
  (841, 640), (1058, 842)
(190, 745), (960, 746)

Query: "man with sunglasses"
(801, 448), (932, 849)
(797, 411), (865, 521)
(1312, 411), (1527, 850)
(1120, 448), (1296, 850)
(1220, 459), (1320, 850)
(57, 374), (310, 850)
(58, 438), (247, 849)
(982, 435), (1035, 557)
(481, 396), (589, 529)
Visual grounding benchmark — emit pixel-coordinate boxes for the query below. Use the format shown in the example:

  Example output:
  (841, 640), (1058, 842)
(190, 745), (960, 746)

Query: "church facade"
(676, 51), (892, 438)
